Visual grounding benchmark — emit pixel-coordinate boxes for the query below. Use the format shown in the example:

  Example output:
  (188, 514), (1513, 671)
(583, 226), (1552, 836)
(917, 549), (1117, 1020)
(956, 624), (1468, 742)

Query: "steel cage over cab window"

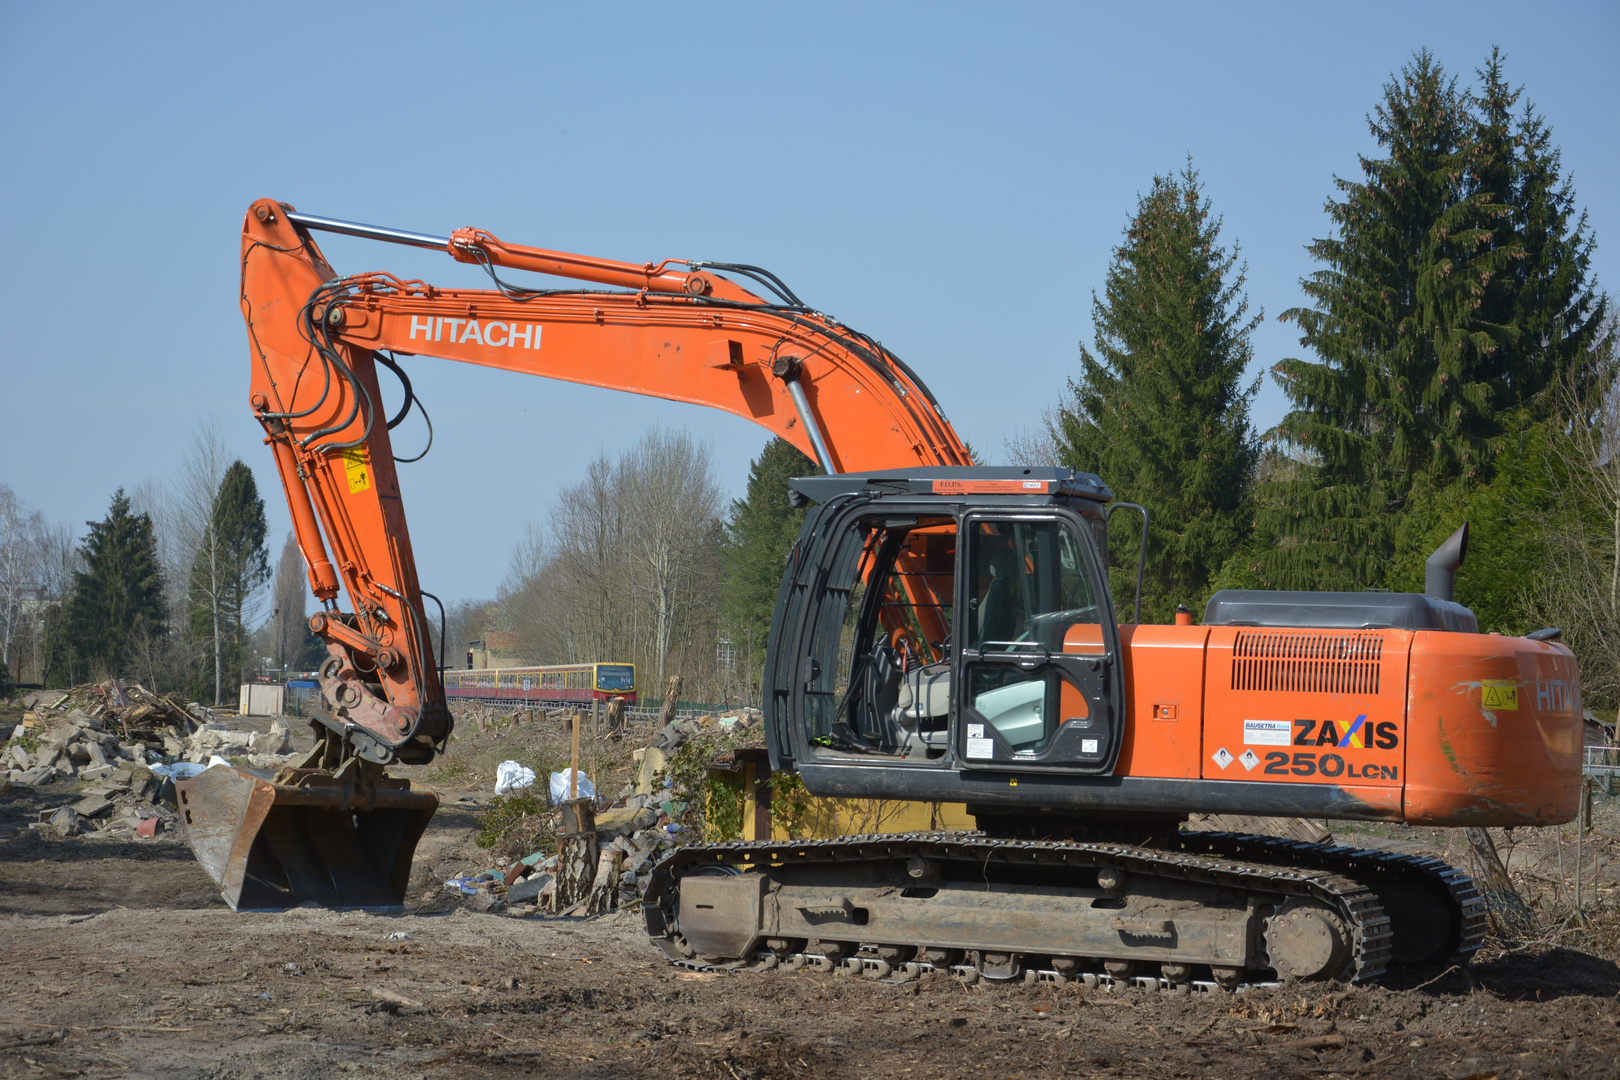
(955, 513), (1123, 774)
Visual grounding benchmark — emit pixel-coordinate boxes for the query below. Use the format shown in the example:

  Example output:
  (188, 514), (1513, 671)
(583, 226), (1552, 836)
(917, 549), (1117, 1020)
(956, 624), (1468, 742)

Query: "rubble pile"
(6, 684), (185, 788)
(5, 682), (305, 787)
(3, 680), (309, 841)
(445, 708), (764, 917)
(182, 719), (298, 769)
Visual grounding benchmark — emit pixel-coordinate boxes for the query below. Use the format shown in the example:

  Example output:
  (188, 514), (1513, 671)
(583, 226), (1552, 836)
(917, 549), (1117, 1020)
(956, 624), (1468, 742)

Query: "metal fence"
(1585, 745), (1620, 793)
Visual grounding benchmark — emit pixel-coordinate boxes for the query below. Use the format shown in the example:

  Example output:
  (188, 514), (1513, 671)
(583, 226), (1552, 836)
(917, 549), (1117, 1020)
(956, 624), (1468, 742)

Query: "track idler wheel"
(816, 940), (854, 963)
(765, 937), (806, 959)
(1050, 957), (1083, 979)
(1104, 959), (1138, 980)
(1160, 963), (1193, 988)
(1266, 900), (1353, 980)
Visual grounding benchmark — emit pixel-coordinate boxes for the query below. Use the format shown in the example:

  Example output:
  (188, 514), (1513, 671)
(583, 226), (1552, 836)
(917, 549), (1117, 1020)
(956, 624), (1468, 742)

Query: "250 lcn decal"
(1268, 715), (1401, 780)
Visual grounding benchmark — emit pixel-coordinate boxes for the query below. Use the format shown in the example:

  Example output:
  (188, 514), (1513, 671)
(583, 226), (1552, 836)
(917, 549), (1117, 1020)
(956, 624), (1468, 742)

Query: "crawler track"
(1181, 832), (1487, 966)
(640, 831), (1488, 989)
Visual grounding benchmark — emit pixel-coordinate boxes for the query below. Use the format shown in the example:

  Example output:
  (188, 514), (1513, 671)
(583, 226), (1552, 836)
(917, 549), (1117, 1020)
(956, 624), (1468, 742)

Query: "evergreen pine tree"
(720, 438), (819, 689)
(188, 461), (270, 699)
(1475, 50), (1607, 412)
(1057, 162), (1260, 622)
(64, 489), (166, 675)
(1261, 49), (1606, 590)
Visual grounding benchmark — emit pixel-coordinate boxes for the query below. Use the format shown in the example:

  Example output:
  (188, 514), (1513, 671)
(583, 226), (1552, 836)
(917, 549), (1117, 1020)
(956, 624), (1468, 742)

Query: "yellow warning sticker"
(1481, 680), (1519, 710)
(342, 447), (371, 494)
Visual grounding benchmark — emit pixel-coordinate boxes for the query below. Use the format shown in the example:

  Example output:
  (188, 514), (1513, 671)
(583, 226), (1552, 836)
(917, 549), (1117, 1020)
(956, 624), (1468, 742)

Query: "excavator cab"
(764, 467), (1128, 791)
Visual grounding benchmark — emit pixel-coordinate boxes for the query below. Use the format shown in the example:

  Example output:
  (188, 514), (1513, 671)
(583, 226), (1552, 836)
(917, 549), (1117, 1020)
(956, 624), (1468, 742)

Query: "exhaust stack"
(1425, 522), (1469, 602)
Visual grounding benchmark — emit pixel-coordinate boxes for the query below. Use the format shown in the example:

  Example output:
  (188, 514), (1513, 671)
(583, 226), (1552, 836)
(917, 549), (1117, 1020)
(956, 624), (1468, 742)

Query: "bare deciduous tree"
(1529, 324), (1620, 704)
(499, 428), (726, 699)
(173, 422), (231, 703)
(268, 533), (310, 673)
(622, 429), (723, 684)
(0, 485), (75, 684)
(1001, 406), (1064, 467)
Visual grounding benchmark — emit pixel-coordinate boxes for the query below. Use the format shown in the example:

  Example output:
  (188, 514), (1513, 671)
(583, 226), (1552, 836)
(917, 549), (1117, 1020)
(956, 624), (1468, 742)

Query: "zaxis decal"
(1293, 715), (1398, 750)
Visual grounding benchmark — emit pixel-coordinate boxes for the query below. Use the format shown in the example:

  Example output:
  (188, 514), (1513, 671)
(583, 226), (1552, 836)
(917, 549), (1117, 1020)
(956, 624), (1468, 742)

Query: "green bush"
(658, 726), (763, 843)
(475, 790), (549, 852)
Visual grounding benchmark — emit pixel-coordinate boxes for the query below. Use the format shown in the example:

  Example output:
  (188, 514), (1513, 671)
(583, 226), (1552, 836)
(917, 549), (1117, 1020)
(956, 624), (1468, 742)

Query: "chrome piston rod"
(286, 211), (450, 251)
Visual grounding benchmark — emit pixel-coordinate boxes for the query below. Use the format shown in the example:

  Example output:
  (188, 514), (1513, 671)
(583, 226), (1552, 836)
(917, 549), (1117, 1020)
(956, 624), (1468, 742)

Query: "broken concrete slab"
(593, 805), (660, 840)
(97, 769), (135, 792)
(250, 720), (292, 755)
(15, 766), (56, 787)
(72, 795), (116, 819)
(634, 746), (667, 796)
(47, 806), (80, 837)
(507, 872), (553, 905)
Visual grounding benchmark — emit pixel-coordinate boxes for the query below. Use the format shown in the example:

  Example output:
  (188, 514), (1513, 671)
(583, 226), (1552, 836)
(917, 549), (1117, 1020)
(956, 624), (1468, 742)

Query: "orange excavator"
(180, 199), (1583, 989)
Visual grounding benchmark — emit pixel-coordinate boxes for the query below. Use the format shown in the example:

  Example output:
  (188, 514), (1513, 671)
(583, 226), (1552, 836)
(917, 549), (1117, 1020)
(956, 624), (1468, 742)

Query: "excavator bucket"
(174, 765), (438, 912)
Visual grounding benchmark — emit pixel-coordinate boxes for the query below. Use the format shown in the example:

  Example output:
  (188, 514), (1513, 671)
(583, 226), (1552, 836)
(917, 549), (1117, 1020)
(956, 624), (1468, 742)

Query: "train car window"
(596, 665), (635, 692)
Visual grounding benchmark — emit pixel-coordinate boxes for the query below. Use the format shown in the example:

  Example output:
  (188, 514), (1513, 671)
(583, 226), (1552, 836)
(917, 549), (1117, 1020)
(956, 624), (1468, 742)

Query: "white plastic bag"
(495, 760), (537, 795)
(148, 761), (210, 781)
(549, 768), (595, 803)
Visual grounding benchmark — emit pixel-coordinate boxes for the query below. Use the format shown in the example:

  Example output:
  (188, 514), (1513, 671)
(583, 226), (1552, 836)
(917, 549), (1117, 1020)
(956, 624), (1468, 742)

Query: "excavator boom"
(181, 199), (970, 910)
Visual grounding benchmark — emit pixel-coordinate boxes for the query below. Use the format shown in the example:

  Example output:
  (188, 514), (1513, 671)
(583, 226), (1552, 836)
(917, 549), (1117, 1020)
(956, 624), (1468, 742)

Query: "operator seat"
(977, 545), (1021, 645)
(865, 642), (905, 746)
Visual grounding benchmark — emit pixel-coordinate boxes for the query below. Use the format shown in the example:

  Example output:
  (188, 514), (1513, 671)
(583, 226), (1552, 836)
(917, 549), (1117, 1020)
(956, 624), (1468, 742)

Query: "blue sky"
(2, 2), (1616, 604)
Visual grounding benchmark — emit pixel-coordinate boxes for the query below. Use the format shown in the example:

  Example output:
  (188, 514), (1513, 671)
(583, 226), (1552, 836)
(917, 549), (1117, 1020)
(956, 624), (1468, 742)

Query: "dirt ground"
(5, 711), (1620, 1079)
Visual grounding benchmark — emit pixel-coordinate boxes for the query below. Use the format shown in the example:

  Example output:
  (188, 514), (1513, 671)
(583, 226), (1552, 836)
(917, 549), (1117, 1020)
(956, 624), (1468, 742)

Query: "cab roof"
(790, 467), (1112, 505)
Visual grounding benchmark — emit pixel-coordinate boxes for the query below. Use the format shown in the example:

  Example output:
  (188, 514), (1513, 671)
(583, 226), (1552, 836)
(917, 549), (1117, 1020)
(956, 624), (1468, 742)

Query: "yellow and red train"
(441, 662), (637, 708)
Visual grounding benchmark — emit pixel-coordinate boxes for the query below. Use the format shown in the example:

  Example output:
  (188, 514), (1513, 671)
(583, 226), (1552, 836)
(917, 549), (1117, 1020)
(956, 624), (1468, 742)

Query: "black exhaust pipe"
(1425, 523), (1469, 602)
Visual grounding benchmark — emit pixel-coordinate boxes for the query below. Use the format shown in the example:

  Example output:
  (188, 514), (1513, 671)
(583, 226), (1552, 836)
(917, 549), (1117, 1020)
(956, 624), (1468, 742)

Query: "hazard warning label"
(1481, 680), (1519, 711)
(342, 447), (371, 494)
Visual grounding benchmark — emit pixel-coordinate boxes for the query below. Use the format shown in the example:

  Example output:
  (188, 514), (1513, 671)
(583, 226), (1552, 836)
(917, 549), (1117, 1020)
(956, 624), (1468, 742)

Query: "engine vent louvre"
(1231, 631), (1383, 695)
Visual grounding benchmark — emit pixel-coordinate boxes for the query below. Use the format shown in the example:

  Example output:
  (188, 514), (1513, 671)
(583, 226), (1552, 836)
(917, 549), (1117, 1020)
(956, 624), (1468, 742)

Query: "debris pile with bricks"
(4, 681), (308, 841)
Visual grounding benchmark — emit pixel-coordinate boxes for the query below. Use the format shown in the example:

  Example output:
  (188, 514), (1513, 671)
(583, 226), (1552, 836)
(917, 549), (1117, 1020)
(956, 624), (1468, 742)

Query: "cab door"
(953, 512), (1125, 774)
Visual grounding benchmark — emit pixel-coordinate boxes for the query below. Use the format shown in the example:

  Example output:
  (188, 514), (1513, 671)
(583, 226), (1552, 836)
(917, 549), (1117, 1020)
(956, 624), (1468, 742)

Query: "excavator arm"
(240, 198), (968, 764)
(178, 198), (971, 911)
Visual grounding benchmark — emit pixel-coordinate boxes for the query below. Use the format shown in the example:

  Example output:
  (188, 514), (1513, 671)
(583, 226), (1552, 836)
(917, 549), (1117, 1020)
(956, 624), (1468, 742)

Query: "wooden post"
(556, 711), (597, 913)
(590, 699), (600, 792)
(570, 710), (581, 801)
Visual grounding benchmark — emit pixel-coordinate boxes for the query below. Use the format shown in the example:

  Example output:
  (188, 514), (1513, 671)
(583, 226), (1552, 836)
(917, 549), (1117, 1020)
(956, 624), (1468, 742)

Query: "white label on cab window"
(1243, 719), (1291, 746)
(966, 723), (994, 759)
(1082, 739), (1100, 754)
